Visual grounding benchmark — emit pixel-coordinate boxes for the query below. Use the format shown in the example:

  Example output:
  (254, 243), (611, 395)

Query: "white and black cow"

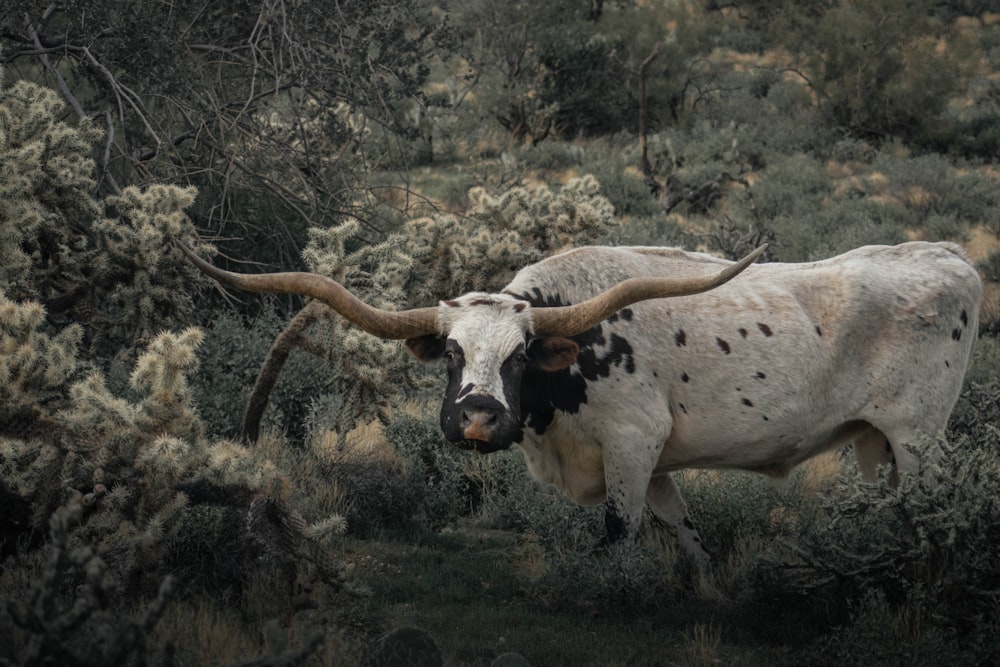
(180, 241), (981, 561)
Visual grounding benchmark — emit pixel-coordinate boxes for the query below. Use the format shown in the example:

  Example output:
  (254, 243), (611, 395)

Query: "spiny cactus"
(0, 298), (352, 600)
(0, 69), (209, 356)
(0, 497), (176, 667)
(403, 174), (615, 301)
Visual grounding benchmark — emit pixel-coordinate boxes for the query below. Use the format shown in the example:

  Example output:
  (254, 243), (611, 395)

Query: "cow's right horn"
(532, 244), (767, 338)
(177, 242), (440, 340)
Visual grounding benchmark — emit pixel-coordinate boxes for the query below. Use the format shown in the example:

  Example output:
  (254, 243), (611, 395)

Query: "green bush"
(769, 432), (1000, 653)
(978, 249), (1000, 283)
(192, 308), (333, 442)
(873, 150), (1000, 233)
(383, 414), (472, 531)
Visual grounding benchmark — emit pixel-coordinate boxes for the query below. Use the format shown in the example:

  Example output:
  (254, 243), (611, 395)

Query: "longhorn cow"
(181, 240), (981, 561)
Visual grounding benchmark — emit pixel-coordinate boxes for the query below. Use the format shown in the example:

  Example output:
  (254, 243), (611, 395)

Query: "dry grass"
(679, 622), (724, 667)
(152, 599), (259, 664)
(966, 224), (1000, 262)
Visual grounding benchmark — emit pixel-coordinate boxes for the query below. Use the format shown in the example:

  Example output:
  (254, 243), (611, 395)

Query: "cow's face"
(406, 293), (579, 453)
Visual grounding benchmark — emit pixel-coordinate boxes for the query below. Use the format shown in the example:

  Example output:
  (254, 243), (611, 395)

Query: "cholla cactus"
(0, 303), (348, 597)
(0, 294), (82, 429)
(0, 77), (101, 302)
(241, 220), (423, 442)
(0, 70), (207, 355)
(403, 174), (615, 302)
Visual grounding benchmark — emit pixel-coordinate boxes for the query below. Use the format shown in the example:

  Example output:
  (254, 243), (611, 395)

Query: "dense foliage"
(2, 1), (1000, 664)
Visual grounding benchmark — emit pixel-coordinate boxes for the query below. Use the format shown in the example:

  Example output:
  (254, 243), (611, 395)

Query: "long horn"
(532, 244), (767, 337)
(177, 242), (439, 339)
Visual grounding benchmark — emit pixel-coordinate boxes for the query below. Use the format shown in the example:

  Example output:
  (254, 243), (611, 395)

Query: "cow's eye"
(507, 351), (528, 367)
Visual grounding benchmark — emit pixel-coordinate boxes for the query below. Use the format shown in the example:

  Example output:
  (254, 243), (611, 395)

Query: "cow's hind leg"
(855, 419), (945, 487)
(646, 474), (711, 564)
(852, 424), (897, 485)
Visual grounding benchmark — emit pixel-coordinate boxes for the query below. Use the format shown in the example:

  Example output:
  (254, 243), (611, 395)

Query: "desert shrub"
(872, 150), (1000, 233)
(769, 432), (1000, 651)
(791, 588), (1000, 667)
(192, 308), (333, 442)
(383, 414), (473, 531)
(740, 155), (908, 261)
(323, 456), (423, 539)
(965, 334), (1000, 385)
(979, 249), (1000, 283)
(525, 538), (684, 614)
(576, 138), (663, 218)
(699, 69), (834, 163)
(677, 469), (814, 558)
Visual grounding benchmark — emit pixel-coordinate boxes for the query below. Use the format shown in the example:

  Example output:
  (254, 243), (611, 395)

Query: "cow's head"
(177, 242), (765, 452)
(404, 293), (580, 452)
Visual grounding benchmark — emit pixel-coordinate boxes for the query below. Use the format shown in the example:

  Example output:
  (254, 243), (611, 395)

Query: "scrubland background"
(3, 1), (1000, 665)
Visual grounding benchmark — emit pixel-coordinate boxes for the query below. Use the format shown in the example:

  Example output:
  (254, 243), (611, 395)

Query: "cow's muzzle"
(461, 406), (498, 442)
(442, 395), (517, 453)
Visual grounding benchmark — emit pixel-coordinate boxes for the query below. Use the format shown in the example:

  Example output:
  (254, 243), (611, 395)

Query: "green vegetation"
(3, 1), (1000, 665)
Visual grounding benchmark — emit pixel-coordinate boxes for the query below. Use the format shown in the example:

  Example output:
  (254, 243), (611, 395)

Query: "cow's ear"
(528, 337), (579, 372)
(406, 335), (446, 362)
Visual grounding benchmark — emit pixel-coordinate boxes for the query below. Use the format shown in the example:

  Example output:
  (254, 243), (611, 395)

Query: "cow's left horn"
(532, 244), (767, 338)
(177, 242), (440, 339)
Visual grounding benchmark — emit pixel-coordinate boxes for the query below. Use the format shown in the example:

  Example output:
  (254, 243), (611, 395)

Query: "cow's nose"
(461, 407), (498, 442)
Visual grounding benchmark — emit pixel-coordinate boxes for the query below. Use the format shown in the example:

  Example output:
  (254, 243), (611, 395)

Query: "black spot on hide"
(961, 310), (968, 327)
(755, 371), (766, 380)
(741, 397), (754, 407)
(681, 372), (690, 383)
(952, 328), (962, 341)
(675, 329), (687, 347)
(738, 328), (748, 338)
(608, 308), (634, 323)
(716, 337), (731, 354)
(815, 326), (823, 337)
(679, 403), (688, 414)
(757, 323), (773, 337)
(515, 289), (637, 437)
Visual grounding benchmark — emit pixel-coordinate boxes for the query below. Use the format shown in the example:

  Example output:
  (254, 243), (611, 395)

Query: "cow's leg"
(601, 441), (657, 545)
(882, 424), (941, 479)
(603, 484), (646, 545)
(646, 474), (711, 564)
(860, 418), (945, 487)
(852, 424), (896, 484)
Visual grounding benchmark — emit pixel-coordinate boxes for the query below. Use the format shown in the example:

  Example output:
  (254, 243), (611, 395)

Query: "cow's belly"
(658, 418), (871, 477)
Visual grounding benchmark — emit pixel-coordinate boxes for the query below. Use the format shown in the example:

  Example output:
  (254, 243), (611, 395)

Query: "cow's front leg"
(601, 444), (655, 545)
(646, 474), (711, 564)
